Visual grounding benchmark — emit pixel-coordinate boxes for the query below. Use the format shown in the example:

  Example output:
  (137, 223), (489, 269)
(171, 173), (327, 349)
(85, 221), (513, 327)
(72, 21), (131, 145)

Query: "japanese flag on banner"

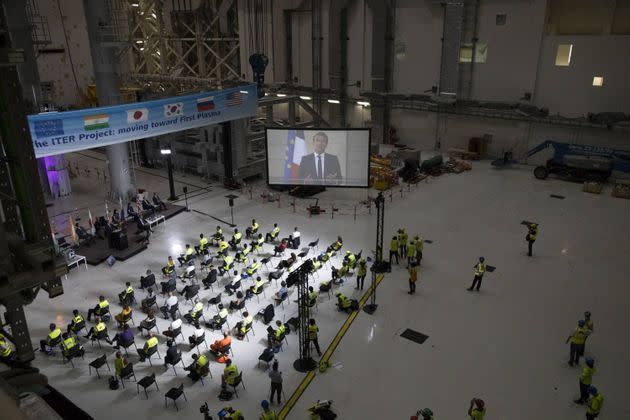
(126, 108), (148, 123)
(163, 103), (183, 117)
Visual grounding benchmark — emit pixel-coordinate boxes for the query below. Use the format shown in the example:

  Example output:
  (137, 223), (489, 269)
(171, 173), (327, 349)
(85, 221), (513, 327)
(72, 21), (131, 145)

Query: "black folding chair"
(88, 354), (110, 378)
(165, 383), (187, 411)
(137, 373), (159, 399)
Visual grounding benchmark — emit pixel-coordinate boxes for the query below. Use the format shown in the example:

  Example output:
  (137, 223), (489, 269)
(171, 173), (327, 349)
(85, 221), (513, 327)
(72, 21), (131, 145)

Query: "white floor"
(23, 152), (630, 419)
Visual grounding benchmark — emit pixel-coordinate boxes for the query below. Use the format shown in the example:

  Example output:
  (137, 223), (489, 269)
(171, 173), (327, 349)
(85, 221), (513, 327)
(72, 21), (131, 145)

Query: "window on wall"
(555, 44), (573, 66)
(459, 43), (487, 63)
(592, 76), (604, 87)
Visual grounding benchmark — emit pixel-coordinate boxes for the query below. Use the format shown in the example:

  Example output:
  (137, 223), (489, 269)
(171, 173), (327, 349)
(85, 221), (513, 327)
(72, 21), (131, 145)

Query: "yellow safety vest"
(98, 300), (110, 309)
(252, 223), (259, 231)
(272, 227), (280, 236)
(49, 328), (62, 340)
(223, 256), (233, 266)
(219, 241), (229, 251)
(275, 325), (286, 339)
(72, 315), (83, 325)
(475, 262), (486, 276)
(62, 337), (76, 351)
(580, 366), (595, 385)
(192, 302), (204, 316)
(197, 354), (208, 369)
(215, 228), (223, 237)
(95, 322), (106, 332)
(528, 226), (538, 241)
(347, 255), (356, 266)
(146, 336), (158, 349)
(308, 291), (318, 303)
(200, 237), (208, 248)
(586, 394), (603, 415)
(219, 308), (228, 319)
(247, 262), (260, 274)
(125, 286), (133, 295)
(357, 263), (367, 276)
(407, 243), (416, 257)
(571, 327), (588, 344)
(399, 231), (408, 244)
(390, 239), (398, 251)
(308, 325), (318, 340)
(338, 295), (350, 308)
(234, 232), (242, 241)
(261, 410), (278, 420)
(253, 280), (265, 293)
(0, 338), (12, 357)
(224, 364), (238, 379)
(185, 247), (194, 256)
(416, 237), (424, 252)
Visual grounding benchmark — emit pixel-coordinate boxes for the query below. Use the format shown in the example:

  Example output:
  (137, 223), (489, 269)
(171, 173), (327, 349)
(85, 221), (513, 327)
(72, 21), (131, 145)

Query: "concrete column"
(83, 0), (133, 201)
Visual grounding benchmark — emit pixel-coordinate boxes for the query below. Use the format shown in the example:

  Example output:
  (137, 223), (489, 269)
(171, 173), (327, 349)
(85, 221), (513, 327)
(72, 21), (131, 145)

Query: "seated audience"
(139, 269), (156, 289)
(112, 324), (134, 349)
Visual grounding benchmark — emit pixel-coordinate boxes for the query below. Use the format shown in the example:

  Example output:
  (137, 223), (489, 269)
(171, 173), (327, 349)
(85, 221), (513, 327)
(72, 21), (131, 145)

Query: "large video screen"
(266, 128), (370, 187)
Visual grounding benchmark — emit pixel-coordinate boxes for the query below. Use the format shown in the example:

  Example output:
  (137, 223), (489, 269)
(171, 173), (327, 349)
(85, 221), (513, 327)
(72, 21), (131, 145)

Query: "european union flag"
(34, 119), (64, 138)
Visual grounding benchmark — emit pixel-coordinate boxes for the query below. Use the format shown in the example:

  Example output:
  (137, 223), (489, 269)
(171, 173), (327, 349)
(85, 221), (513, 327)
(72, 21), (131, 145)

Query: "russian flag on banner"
(284, 129), (307, 179)
(196, 96), (215, 112)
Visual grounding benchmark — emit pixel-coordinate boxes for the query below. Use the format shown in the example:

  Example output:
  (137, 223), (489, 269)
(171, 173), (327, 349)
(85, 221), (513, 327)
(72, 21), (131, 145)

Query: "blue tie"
(317, 155), (322, 179)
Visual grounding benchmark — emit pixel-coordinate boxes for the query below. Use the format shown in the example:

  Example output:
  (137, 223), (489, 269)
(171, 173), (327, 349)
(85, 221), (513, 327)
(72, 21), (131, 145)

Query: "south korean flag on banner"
(163, 102), (183, 117)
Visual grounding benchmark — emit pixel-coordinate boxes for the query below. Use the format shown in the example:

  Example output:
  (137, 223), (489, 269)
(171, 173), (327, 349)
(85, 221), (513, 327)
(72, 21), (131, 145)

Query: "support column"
(83, 0), (133, 201)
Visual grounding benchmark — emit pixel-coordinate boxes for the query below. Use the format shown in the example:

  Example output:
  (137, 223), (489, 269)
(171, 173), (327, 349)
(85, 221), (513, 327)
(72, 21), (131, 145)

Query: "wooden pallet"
(448, 147), (480, 160)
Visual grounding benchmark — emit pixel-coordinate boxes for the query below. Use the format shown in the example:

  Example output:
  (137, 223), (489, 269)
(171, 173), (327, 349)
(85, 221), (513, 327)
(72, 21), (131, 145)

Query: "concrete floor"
(23, 151), (630, 419)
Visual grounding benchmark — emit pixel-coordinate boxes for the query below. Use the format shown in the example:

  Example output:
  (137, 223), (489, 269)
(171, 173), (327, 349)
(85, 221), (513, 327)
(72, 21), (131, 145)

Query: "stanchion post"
(354, 205), (357, 221)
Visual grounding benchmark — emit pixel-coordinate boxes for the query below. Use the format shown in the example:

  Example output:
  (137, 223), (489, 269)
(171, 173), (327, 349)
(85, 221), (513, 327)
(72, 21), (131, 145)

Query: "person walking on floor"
(268, 360), (283, 404)
(408, 262), (418, 294)
(526, 223), (538, 257)
(307, 319), (322, 356)
(355, 259), (367, 290)
(585, 386), (604, 420)
(389, 236), (399, 265)
(398, 228), (408, 258)
(468, 398), (486, 419)
(467, 257), (486, 291)
(567, 319), (589, 366)
(574, 357), (595, 404)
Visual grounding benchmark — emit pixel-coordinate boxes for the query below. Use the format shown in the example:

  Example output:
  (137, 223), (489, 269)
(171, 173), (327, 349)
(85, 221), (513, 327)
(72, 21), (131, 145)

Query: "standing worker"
(307, 319), (322, 356)
(468, 398), (485, 419)
(585, 386), (604, 420)
(356, 259), (367, 290)
(574, 357), (596, 404)
(526, 223), (538, 257)
(268, 360), (283, 405)
(398, 228), (408, 258)
(467, 257), (486, 291)
(412, 408), (434, 420)
(567, 320), (589, 367)
(415, 235), (424, 265)
(408, 262), (418, 295)
(406, 239), (417, 268)
(389, 236), (399, 265)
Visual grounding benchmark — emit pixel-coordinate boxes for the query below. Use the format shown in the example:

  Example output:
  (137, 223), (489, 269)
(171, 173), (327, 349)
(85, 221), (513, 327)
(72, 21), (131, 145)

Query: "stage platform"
(77, 205), (186, 266)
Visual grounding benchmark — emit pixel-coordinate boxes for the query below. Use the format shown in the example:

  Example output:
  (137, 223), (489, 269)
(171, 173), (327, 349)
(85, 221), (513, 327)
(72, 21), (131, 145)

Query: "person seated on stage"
(184, 299), (204, 327)
(160, 292), (179, 320)
(141, 288), (156, 313)
(185, 353), (209, 381)
(202, 266), (218, 290)
(266, 320), (287, 347)
(265, 223), (280, 243)
(137, 333), (159, 362)
(187, 325), (206, 347)
(335, 292), (357, 312)
(141, 197), (156, 215)
(177, 244), (195, 266)
(210, 331), (232, 355)
(161, 256), (175, 276)
(229, 291), (245, 311)
(332, 262), (350, 284)
(221, 359), (239, 388)
(250, 233), (265, 253)
(163, 318), (182, 340)
(235, 312), (253, 339)
(138, 311), (157, 335)
(66, 309), (85, 335)
(206, 304), (228, 329)
(75, 222), (96, 245)
(307, 286), (319, 307)
(247, 276), (267, 297)
(212, 225), (223, 245)
(139, 269), (156, 290)
(273, 239), (288, 257)
(229, 228), (242, 249)
(136, 215), (152, 241)
(114, 305), (133, 329)
(245, 219), (259, 239)
(234, 244), (250, 263)
(152, 192), (167, 210)
(219, 254), (234, 276)
(224, 270), (241, 296)
(126, 202), (137, 219)
(84, 317), (113, 343)
(330, 236), (343, 252)
(344, 250), (357, 269)
(87, 295), (110, 322)
(245, 258), (260, 277)
(39, 323), (62, 354)
(118, 282), (135, 306)
(276, 253), (296, 270)
(163, 339), (178, 367)
(114, 351), (129, 377)
(111, 323), (134, 349)
(310, 257), (322, 273)
(194, 233), (209, 256)
(290, 227), (301, 249)
(111, 209), (121, 227)
(274, 281), (288, 302)
(61, 332), (84, 359)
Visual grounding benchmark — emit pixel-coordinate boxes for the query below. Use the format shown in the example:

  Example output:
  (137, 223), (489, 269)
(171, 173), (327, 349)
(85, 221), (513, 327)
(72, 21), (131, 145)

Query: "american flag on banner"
(284, 129), (307, 179)
(226, 91), (244, 107)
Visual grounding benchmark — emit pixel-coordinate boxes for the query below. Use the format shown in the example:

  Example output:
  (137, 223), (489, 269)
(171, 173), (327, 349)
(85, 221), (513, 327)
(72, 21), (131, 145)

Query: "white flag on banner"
(164, 103), (183, 117)
(126, 108), (149, 123)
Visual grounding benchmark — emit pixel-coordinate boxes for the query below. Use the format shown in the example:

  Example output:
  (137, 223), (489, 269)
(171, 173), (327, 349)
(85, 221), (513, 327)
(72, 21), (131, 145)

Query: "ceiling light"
(299, 96), (312, 100)
(135, 40), (143, 44)
(151, 13), (157, 19)
(276, 93), (286, 97)
(357, 101), (370, 106)
(160, 149), (171, 155)
(327, 99), (340, 104)
(239, 90), (248, 94)
(131, 3), (139, 7)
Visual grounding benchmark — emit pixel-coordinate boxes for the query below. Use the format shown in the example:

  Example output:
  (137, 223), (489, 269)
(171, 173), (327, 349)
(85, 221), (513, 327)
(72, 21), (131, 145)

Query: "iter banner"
(27, 84), (258, 158)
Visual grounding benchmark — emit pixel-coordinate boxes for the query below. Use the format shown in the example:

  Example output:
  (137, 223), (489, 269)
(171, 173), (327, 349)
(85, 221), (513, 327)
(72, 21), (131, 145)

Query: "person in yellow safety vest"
(250, 276), (267, 295)
(250, 233), (264, 252)
(222, 406), (244, 420)
(398, 228), (408, 257)
(236, 311), (253, 337)
(85, 316), (112, 343)
(235, 244), (250, 263)
(87, 295), (110, 321)
(246, 219), (259, 238)
(260, 400), (278, 420)
(320, 250), (333, 263)
(344, 251), (356, 268)
(195, 233), (209, 255)
(355, 259), (367, 290)
(467, 257), (487, 291)
(389, 236), (399, 264)
(332, 262), (349, 284)
(39, 323), (62, 354)
(246, 258), (260, 276)
(192, 353), (209, 380)
(574, 357), (595, 404)
(67, 309), (85, 334)
(178, 244), (195, 266)
(406, 240), (417, 268)
(230, 228), (242, 248)
(526, 223), (538, 257)
(221, 359), (239, 387)
(185, 299), (204, 326)
(162, 256), (175, 275)
(408, 262), (418, 294)
(567, 319), (589, 366)
(118, 282), (135, 306)
(585, 386), (603, 420)
(138, 333), (159, 362)
(218, 237), (229, 253)
(274, 320), (286, 342)
(415, 235), (424, 264)
(336, 292), (352, 311)
(329, 236), (343, 252)
(61, 332), (84, 358)
(266, 223), (280, 242)
(311, 257), (322, 272)
(468, 398), (486, 419)
(114, 351), (128, 377)
(220, 254), (234, 275)
(308, 318), (322, 356)
(212, 225), (223, 242)
(0, 333), (17, 366)
(307, 286), (319, 307)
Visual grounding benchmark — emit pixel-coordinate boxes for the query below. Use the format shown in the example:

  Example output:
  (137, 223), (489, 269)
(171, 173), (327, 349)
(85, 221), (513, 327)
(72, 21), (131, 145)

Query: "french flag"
(284, 129), (307, 179)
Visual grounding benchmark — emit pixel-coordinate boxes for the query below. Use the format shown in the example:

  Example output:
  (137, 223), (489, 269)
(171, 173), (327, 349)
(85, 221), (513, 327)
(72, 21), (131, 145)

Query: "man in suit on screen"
(297, 132), (342, 183)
